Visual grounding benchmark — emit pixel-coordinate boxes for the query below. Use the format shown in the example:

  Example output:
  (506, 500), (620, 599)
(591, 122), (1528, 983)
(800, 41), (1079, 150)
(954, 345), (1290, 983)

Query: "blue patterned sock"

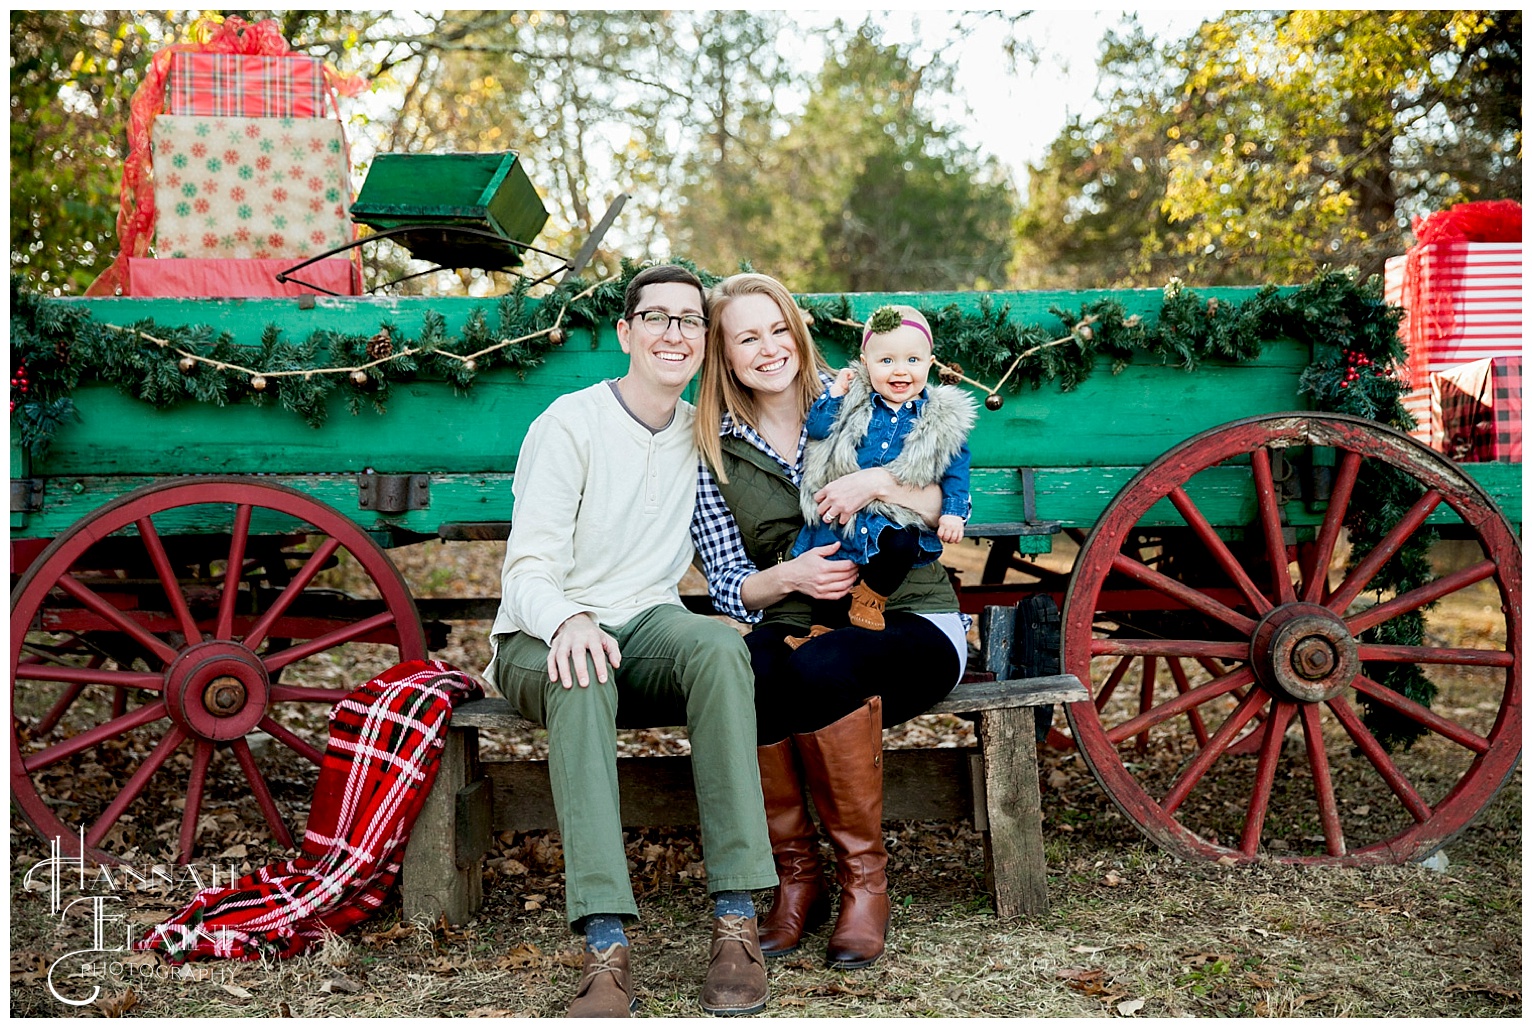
(712, 890), (756, 920)
(582, 914), (629, 951)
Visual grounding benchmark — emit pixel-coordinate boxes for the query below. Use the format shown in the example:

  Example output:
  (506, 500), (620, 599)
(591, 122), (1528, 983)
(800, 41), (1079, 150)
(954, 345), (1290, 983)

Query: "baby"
(787, 305), (975, 648)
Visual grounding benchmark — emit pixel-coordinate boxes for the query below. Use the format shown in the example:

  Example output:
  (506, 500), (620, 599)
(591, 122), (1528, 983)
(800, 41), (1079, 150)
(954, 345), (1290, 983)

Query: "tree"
(669, 22), (1019, 293)
(1016, 9), (1522, 287)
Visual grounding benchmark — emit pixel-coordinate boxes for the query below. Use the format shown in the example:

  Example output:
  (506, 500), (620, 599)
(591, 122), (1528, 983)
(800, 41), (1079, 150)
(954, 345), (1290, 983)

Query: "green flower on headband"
(866, 306), (904, 334)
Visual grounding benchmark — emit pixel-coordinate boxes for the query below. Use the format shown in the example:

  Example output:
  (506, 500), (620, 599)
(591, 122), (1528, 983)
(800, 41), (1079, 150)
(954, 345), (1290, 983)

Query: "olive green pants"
(488, 603), (776, 929)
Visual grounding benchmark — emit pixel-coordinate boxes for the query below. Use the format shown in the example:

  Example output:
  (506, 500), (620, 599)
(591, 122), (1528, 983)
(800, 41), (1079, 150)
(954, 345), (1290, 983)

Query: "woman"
(691, 273), (968, 970)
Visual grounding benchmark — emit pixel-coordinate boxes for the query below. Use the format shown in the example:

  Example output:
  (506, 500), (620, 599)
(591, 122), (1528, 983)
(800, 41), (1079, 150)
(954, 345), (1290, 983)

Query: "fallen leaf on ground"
(320, 976), (361, 995)
(1444, 983), (1519, 999)
(466, 1008), (514, 1017)
(1117, 997), (1145, 1016)
(1104, 871), (1124, 886)
(496, 943), (545, 969)
(1070, 945), (1107, 954)
(1056, 967), (1106, 983)
(96, 988), (139, 1016)
(219, 983), (252, 1001)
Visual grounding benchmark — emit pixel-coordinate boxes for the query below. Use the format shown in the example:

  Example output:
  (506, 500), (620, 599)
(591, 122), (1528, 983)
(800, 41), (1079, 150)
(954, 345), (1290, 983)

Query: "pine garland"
(8, 265), (1439, 748)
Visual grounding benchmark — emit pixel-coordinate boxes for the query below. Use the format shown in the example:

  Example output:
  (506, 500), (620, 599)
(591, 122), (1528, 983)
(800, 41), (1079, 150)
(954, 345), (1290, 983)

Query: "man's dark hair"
(622, 264), (705, 320)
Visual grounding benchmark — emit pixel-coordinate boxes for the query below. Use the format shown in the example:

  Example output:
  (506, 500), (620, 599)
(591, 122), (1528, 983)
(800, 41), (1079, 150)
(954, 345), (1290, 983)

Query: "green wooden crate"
(350, 151), (550, 269)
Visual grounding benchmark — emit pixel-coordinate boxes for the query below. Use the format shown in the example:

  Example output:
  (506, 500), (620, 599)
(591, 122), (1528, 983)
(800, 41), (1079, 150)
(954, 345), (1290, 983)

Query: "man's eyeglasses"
(632, 310), (707, 339)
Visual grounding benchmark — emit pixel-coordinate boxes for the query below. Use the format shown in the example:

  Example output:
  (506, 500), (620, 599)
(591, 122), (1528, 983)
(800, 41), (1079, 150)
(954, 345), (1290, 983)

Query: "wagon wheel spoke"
(1132, 657), (1158, 752)
(26, 653), (106, 734)
(12, 662), (163, 691)
(53, 574), (180, 666)
(1249, 447), (1297, 605)
(1106, 666), (1255, 746)
(179, 740), (216, 865)
(21, 701), (170, 772)
(137, 515), (203, 645)
(1325, 695), (1433, 823)
(1299, 449), (1362, 603)
(1346, 560), (1497, 635)
(261, 610), (400, 672)
(1167, 658), (1211, 746)
(1108, 553), (1258, 634)
(243, 536), (343, 652)
(1161, 686), (1269, 815)
(1092, 638), (1248, 661)
(1326, 489), (1443, 613)
(85, 724), (189, 849)
(230, 736), (295, 849)
(214, 504), (255, 640)
(1094, 654), (1134, 711)
(258, 715), (326, 766)
(1298, 705), (1346, 856)
(1350, 673), (1491, 754)
(268, 684), (354, 704)
(1237, 700), (1297, 856)
(1354, 642), (1515, 667)
(1168, 485), (1272, 614)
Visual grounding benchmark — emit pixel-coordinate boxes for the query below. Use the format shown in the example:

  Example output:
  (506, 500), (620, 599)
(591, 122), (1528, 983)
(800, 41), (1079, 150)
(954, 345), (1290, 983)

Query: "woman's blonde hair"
(694, 273), (832, 483)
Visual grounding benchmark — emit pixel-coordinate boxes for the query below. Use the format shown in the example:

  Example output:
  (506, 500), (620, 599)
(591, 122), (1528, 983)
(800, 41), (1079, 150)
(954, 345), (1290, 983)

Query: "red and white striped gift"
(1384, 242), (1522, 444)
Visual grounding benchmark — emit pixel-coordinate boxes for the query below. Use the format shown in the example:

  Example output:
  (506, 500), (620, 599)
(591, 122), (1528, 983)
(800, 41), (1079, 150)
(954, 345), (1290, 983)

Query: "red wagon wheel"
(11, 477), (427, 865)
(1062, 413), (1519, 864)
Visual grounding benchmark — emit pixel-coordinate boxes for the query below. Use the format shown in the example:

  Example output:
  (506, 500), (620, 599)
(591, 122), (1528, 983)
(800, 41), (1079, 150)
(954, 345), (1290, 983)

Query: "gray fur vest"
(799, 363), (977, 535)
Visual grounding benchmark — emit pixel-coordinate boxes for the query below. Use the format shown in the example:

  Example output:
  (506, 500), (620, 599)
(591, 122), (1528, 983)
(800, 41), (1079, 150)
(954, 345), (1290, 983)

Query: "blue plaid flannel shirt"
(691, 404), (808, 624)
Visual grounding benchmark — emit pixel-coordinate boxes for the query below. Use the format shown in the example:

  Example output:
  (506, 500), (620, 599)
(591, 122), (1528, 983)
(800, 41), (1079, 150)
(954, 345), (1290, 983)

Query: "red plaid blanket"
(137, 660), (481, 963)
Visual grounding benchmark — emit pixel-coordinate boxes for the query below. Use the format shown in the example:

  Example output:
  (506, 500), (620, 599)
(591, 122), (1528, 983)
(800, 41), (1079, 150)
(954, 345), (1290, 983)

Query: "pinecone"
(937, 361), (964, 386)
(54, 337), (71, 362)
(366, 329), (393, 362)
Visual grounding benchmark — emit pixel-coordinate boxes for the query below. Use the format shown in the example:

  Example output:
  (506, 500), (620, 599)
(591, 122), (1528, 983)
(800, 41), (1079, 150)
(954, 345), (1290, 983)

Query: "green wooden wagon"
(9, 284), (1520, 872)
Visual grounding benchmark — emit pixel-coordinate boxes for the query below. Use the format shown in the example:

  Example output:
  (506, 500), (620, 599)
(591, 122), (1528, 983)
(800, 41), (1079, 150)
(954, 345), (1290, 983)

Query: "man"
(487, 264), (775, 1017)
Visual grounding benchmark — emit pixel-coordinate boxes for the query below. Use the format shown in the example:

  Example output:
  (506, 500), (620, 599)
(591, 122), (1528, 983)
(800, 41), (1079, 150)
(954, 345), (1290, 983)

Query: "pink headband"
(861, 319), (932, 349)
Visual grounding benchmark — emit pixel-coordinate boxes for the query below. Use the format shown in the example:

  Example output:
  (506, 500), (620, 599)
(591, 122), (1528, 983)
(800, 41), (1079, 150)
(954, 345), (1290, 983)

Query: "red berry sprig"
(1338, 350), (1374, 390)
(10, 361), (29, 413)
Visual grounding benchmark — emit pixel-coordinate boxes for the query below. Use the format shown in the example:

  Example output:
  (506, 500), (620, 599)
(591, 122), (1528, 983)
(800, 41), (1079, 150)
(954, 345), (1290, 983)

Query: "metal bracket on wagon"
(357, 472), (431, 514)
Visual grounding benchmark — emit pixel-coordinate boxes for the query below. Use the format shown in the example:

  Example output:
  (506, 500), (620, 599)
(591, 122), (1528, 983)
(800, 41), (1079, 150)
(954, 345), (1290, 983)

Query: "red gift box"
(1430, 356), (1522, 463)
(127, 257), (360, 298)
(167, 52), (328, 119)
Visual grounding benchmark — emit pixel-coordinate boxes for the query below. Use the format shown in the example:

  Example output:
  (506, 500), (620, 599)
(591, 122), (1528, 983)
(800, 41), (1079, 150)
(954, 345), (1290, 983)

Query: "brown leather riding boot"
(846, 582), (888, 630)
(794, 696), (891, 970)
(755, 739), (830, 957)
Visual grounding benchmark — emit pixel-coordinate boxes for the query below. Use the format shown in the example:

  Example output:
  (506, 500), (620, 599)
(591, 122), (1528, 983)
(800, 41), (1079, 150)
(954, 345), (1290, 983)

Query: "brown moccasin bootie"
(846, 582), (888, 631)
(784, 624), (834, 651)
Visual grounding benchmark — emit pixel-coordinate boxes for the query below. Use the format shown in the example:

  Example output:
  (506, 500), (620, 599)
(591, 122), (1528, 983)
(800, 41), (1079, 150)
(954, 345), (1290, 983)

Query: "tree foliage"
(668, 21), (1019, 293)
(1016, 9), (1522, 288)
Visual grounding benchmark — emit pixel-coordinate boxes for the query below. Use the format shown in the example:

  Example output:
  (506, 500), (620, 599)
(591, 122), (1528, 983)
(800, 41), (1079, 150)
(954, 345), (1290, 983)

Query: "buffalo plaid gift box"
(166, 52), (328, 119)
(151, 114), (352, 260)
(1430, 356), (1522, 463)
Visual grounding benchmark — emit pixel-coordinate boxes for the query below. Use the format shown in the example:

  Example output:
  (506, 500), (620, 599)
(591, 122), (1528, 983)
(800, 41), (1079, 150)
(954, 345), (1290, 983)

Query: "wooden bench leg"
(402, 727), (487, 925)
(974, 708), (1049, 917)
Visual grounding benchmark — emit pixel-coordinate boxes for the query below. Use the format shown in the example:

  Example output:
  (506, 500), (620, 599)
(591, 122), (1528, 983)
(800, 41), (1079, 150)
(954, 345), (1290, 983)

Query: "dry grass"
(9, 538), (1521, 1017)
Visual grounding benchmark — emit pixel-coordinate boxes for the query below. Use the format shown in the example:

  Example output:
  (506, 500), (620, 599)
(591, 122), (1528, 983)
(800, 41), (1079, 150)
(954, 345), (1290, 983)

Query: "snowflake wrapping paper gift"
(151, 114), (353, 260)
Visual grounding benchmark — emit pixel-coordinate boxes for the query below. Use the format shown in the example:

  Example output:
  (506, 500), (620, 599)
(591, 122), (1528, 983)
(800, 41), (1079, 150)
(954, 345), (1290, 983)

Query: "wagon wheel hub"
(204, 676), (248, 715)
(1250, 603), (1360, 704)
(165, 641), (271, 741)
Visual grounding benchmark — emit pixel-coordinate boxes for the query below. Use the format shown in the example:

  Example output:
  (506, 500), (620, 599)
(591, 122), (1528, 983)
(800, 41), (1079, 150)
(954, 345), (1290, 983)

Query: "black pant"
(807, 524), (923, 629)
(749, 612), (961, 744)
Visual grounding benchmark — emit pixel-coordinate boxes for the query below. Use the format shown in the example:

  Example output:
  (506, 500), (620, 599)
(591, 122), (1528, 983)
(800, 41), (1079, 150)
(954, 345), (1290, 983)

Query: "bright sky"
(787, 8), (1221, 198)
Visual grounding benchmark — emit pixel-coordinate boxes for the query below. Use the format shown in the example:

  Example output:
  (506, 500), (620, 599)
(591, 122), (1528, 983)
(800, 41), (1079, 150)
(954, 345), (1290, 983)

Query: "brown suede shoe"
(699, 915), (768, 1016)
(568, 944), (637, 1017)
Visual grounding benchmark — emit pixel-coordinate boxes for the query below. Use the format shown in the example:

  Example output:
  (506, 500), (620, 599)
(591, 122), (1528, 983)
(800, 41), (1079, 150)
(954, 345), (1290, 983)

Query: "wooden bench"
(400, 605), (1086, 925)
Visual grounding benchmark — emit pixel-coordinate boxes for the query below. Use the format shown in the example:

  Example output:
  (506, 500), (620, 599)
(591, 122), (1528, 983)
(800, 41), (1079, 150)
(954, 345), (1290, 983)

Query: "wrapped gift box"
(166, 52), (328, 119)
(127, 257), (359, 297)
(1384, 243), (1522, 444)
(1430, 356), (1521, 463)
(151, 115), (352, 260)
